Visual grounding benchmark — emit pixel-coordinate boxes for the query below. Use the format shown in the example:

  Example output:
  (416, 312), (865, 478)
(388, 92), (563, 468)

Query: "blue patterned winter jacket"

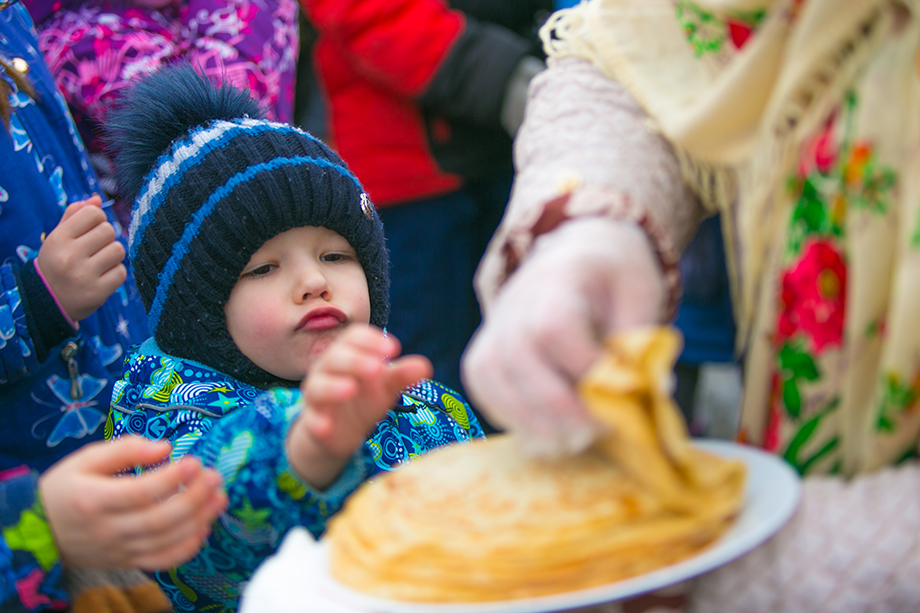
(108, 337), (484, 613)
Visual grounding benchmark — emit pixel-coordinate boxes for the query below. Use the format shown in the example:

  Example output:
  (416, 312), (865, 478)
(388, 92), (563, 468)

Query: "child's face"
(224, 226), (371, 381)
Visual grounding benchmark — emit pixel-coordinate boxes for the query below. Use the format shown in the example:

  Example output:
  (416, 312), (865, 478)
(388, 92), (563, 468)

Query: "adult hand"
(287, 325), (432, 490)
(462, 217), (666, 457)
(36, 195), (127, 323)
(39, 436), (227, 571)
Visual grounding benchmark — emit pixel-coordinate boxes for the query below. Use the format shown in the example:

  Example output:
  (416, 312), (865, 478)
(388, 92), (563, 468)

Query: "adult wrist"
(501, 188), (681, 320)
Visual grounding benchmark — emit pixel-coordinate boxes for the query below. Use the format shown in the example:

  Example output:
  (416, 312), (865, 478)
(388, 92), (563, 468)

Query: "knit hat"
(106, 64), (389, 388)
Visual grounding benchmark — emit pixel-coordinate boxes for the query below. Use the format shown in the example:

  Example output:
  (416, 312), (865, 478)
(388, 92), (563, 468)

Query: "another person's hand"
(287, 325), (432, 490)
(36, 195), (127, 323)
(462, 217), (666, 457)
(39, 436), (227, 571)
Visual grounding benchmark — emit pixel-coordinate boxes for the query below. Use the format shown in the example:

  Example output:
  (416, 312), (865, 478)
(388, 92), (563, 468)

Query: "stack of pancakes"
(326, 327), (746, 602)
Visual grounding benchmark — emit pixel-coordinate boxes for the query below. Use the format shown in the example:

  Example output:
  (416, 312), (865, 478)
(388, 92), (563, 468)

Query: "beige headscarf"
(542, 0), (920, 475)
(543, 0), (892, 340)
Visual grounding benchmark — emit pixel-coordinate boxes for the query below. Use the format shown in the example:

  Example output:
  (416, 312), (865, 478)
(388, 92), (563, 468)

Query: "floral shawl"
(543, 0), (920, 475)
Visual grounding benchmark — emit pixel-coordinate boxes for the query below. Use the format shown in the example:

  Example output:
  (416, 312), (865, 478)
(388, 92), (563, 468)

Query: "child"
(104, 63), (484, 612)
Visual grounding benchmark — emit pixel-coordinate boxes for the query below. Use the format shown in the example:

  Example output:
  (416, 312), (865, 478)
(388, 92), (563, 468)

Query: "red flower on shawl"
(798, 114), (838, 177)
(777, 240), (847, 353)
(727, 19), (753, 49)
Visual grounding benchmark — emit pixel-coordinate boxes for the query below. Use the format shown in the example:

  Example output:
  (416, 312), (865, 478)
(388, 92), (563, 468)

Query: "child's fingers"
(116, 469), (224, 542)
(133, 532), (211, 572)
(56, 201), (108, 238)
(316, 343), (389, 380)
(305, 370), (359, 405)
(77, 218), (118, 257)
(338, 324), (401, 357)
(58, 195), (103, 224)
(85, 238), (126, 272)
(315, 326), (403, 378)
(384, 355), (433, 396)
(77, 194), (104, 207)
(99, 456), (206, 513)
(77, 436), (172, 475)
(96, 262), (129, 298)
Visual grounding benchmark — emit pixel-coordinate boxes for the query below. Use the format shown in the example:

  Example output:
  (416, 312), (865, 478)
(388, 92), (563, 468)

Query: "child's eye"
(321, 252), (355, 263)
(242, 263), (276, 278)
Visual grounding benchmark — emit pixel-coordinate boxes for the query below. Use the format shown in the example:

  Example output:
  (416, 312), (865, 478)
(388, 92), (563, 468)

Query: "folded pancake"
(326, 327), (746, 602)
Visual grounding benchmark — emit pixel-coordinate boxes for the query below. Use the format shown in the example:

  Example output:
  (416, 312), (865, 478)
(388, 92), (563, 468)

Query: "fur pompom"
(105, 63), (265, 204)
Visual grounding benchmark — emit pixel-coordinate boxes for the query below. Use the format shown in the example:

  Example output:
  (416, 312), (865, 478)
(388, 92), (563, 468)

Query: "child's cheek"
(245, 296), (286, 338)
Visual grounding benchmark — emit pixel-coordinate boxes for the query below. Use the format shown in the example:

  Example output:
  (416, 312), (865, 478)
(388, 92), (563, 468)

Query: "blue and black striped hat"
(107, 64), (389, 387)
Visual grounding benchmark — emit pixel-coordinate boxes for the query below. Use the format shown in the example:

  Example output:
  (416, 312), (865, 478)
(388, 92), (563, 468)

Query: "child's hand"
(39, 436), (227, 571)
(35, 195), (127, 323)
(286, 325), (432, 490)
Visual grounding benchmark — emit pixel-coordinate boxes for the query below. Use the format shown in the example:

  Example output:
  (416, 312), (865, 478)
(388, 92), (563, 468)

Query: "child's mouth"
(298, 308), (347, 331)
(302, 315), (341, 331)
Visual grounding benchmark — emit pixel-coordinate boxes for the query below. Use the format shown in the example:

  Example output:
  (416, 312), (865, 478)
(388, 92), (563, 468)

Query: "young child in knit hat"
(103, 63), (484, 612)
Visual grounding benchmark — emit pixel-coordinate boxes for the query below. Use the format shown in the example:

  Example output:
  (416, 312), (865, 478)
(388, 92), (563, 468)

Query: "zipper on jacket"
(61, 340), (82, 400)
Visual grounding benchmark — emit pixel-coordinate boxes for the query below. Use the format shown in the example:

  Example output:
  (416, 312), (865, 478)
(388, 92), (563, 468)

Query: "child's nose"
(294, 263), (330, 302)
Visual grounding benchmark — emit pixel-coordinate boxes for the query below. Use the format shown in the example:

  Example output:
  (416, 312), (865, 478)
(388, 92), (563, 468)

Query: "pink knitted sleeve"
(474, 56), (705, 316)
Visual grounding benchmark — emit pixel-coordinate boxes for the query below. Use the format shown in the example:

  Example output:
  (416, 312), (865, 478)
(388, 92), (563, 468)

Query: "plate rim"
(317, 439), (802, 613)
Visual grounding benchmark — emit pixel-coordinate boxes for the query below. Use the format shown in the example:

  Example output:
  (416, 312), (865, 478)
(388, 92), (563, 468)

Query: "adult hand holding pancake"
(325, 327), (747, 603)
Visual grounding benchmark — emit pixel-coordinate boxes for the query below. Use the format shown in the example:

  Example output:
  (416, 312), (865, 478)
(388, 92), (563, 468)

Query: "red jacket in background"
(302, 0), (539, 206)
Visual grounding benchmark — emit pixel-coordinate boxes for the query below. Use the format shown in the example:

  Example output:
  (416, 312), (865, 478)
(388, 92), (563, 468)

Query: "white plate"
(316, 440), (801, 613)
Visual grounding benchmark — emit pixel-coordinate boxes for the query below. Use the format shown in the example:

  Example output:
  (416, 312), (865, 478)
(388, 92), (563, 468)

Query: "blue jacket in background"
(0, 0), (149, 474)
(108, 338), (484, 612)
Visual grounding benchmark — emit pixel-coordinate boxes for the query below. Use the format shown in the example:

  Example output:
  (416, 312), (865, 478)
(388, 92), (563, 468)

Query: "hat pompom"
(106, 63), (266, 204)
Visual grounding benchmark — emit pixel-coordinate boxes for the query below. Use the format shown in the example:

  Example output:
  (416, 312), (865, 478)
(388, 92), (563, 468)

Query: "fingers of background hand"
(114, 468), (224, 543)
(82, 235), (126, 275)
(77, 436), (172, 474)
(514, 347), (598, 455)
(97, 261), (128, 295)
(56, 202), (108, 239)
(98, 455), (207, 513)
(58, 194), (102, 224)
(133, 530), (213, 572)
(78, 218), (119, 259)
